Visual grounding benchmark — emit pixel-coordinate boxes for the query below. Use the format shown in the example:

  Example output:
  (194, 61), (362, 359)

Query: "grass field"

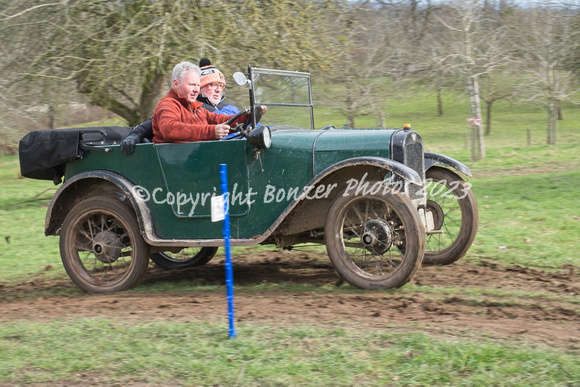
(1, 93), (579, 386)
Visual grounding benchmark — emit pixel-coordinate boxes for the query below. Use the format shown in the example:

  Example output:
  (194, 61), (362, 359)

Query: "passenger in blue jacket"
(196, 58), (240, 116)
(121, 58), (240, 155)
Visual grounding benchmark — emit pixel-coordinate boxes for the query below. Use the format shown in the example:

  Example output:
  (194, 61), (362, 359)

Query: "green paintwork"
(65, 128), (396, 240)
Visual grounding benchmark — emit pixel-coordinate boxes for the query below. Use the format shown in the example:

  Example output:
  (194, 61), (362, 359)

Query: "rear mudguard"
(45, 171), (152, 238)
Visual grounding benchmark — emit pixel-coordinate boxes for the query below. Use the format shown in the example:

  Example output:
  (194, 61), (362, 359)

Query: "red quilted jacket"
(152, 88), (246, 143)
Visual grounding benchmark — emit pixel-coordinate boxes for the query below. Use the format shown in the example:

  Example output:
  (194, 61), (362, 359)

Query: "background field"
(0, 94), (579, 386)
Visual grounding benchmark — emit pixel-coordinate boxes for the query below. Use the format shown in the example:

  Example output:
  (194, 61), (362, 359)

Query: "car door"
(153, 139), (251, 239)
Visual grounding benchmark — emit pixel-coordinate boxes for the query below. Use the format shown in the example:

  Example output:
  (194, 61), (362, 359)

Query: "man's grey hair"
(171, 61), (201, 84)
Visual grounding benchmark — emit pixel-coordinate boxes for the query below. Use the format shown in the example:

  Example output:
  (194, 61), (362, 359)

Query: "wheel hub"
(93, 231), (123, 263)
(426, 200), (445, 230)
(361, 219), (393, 254)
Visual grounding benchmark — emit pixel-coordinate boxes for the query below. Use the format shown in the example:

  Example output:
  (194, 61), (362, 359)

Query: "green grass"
(0, 321), (578, 386)
(1, 91), (579, 385)
(468, 169), (579, 267)
(0, 157), (62, 282)
(314, 89), (580, 151)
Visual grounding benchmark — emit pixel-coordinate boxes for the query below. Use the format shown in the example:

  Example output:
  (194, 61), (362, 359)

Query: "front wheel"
(325, 187), (425, 289)
(59, 197), (150, 293)
(150, 247), (218, 270)
(423, 167), (478, 265)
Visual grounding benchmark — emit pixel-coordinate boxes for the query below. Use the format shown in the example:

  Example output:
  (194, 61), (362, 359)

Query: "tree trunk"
(437, 89), (443, 116)
(369, 99), (386, 128)
(467, 76), (486, 161)
(139, 71), (166, 123)
(348, 114), (355, 129)
(547, 100), (555, 144)
(346, 94), (355, 128)
(553, 114), (558, 144)
(376, 111), (386, 129)
(553, 103), (558, 144)
(48, 105), (56, 130)
(485, 100), (493, 135)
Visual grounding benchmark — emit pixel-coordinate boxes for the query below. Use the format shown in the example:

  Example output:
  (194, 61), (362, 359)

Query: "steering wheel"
(224, 106), (265, 132)
(224, 108), (248, 127)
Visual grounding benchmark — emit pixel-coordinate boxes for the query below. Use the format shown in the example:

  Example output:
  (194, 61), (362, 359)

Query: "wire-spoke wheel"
(325, 186), (425, 289)
(59, 197), (150, 293)
(423, 167), (478, 265)
(150, 247), (218, 270)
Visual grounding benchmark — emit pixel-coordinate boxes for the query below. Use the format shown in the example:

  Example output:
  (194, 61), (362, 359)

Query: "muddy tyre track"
(1, 250), (578, 350)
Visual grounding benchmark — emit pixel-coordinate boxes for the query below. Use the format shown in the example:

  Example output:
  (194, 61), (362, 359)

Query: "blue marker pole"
(219, 164), (237, 339)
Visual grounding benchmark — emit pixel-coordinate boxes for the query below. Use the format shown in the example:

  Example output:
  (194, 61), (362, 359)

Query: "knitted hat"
(199, 58), (226, 88)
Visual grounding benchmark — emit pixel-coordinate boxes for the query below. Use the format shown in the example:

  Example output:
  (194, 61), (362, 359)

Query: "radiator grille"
(405, 140), (424, 201)
(390, 130), (426, 206)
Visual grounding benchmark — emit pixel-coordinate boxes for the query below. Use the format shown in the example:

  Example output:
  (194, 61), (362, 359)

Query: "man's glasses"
(207, 83), (225, 91)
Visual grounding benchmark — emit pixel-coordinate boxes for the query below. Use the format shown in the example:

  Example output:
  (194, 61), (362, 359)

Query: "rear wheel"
(150, 247), (218, 270)
(324, 186), (425, 289)
(423, 167), (478, 265)
(59, 197), (150, 293)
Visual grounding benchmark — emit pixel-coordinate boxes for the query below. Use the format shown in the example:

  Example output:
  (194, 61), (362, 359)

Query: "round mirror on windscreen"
(233, 72), (248, 86)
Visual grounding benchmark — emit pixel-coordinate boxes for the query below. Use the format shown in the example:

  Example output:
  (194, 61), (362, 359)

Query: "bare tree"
(401, 3), (462, 117)
(2, 0), (339, 128)
(3, 0), (579, 153)
(315, 3), (411, 128)
(473, 1), (521, 135)
(323, 19), (391, 127)
(0, 1), (72, 152)
(479, 70), (517, 135)
(562, 1), (580, 75)
(475, 27), (520, 135)
(511, 4), (580, 144)
(433, 0), (490, 160)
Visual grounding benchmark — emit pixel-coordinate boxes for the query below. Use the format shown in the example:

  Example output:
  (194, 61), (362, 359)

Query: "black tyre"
(59, 197), (150, 293)
(423, 167), (478, 265)
(324, 186), (425, 289)
(150, 247), (218, 270)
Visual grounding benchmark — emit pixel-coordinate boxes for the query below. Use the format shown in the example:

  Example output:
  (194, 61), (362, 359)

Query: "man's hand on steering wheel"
(254, 105), (267, 125)
(224, 105), (268, 131)
(224, 108), (248, 127)
(214, 124), (231, 139)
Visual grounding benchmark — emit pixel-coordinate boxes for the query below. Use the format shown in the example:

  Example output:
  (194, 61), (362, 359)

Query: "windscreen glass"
(251, 69), (313, 130)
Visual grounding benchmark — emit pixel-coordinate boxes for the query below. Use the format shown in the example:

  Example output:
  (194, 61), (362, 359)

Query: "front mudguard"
(424, 152), (472, 177)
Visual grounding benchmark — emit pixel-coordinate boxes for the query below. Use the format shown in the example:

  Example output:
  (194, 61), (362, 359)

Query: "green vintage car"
(19, 67), (478, 293)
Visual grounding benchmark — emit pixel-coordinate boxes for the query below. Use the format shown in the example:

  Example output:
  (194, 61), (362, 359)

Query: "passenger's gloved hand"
(121, 133), (141, 156)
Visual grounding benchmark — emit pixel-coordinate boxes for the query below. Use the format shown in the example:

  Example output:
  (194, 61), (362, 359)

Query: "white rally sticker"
(211, 193), (227, 222)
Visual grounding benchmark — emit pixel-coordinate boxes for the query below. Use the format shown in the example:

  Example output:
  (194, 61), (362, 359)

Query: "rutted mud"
(1, 249), (578, 350)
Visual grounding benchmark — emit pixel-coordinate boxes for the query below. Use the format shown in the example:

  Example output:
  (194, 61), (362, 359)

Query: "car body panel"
(61, 128), (402, 242)
(312, 129), (392, 175)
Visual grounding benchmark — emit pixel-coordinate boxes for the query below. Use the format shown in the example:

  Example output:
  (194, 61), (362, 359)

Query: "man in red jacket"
(152, 61), (265, 143)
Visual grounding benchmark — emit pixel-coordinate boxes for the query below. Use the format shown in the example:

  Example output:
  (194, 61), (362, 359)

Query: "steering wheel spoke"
(225, 107), (250, 127)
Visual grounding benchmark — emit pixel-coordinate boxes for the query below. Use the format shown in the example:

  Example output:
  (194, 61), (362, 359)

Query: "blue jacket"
(197, 94), (240, 116)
